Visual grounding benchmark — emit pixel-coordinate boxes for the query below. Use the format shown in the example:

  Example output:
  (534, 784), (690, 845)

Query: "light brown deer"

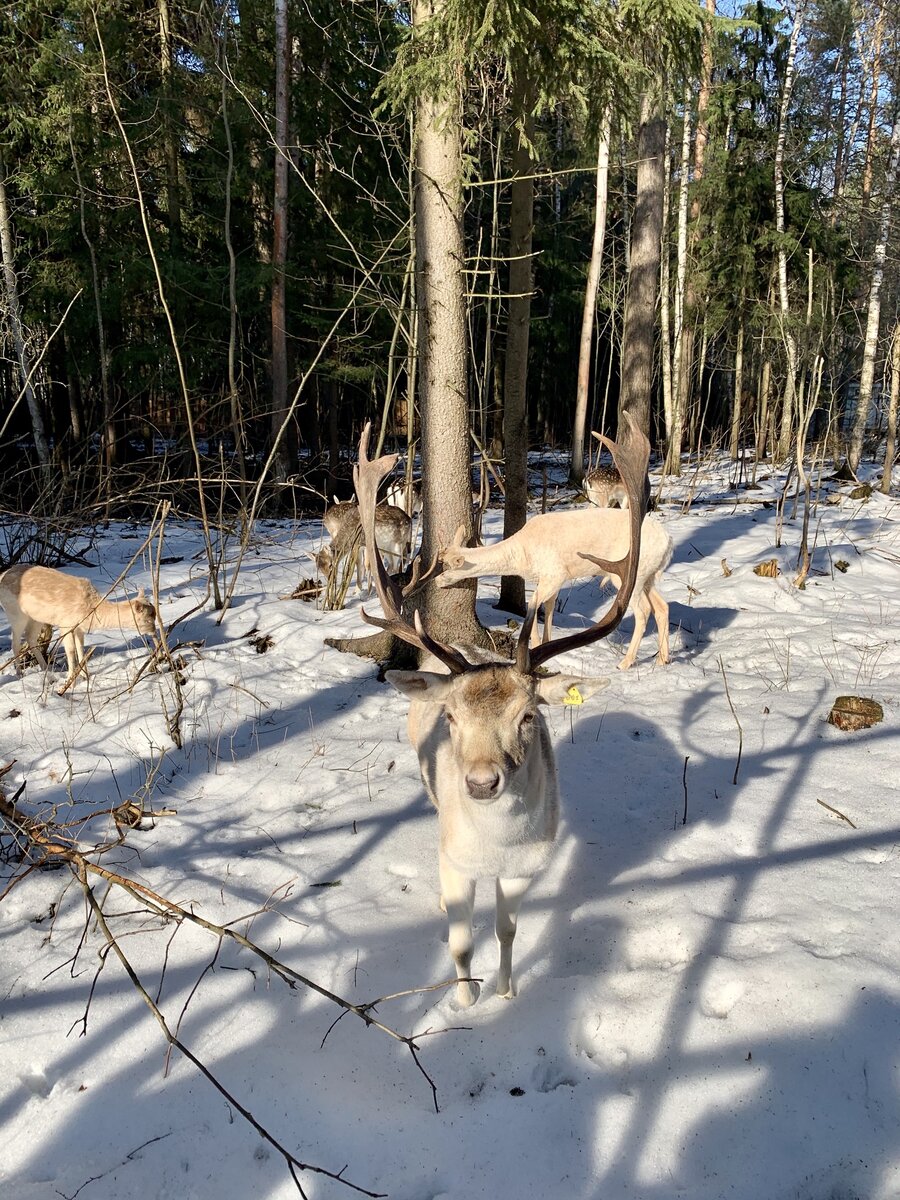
(438, 504), (671, 669)
(0, 565), (156, 691)
(349, 417), (647, 1006)
(384, 479), (422, 517)
(585, 463), (629, 509)
(316, 500), (412, 592)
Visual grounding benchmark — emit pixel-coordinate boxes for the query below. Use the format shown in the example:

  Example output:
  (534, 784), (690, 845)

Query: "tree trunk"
(0, 150), (51, 483)
(271, 0), (294, 487)
(618, 91), (666, 440)
(158, 0), (181, 253)
(409, 0), (481, 647)
(570, 110), (611, 486)
(70, 125), (116, 474)
(676, 0), (715, 471)
(660, 116), (673, 445)
(849, 115), (900, 473)
(860, 5), (884, 224)
(730, 304), (745, 460)
(756, 356), (772, 461)
(881, 322), (899, 494)
(498, 104), (535, 618)
(831, 30), (850, 215)
(666, 87), (692, 474)
(220, 29), (248, 507)
(774, 0), (807, 462)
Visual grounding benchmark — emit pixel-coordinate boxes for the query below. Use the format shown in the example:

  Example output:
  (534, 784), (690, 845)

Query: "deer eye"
(445, 711), (456, 725)
(520, 711), (535, 725)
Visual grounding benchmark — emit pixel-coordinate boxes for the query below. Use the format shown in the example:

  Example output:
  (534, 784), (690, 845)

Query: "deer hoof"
(456, 980), (480, 1008)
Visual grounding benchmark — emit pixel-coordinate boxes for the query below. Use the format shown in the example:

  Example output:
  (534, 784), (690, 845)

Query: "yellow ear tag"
(564, 685), (584, 706)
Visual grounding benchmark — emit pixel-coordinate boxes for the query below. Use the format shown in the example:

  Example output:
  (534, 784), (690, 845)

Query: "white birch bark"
(570, 110), (611, 485)
(667, 86), (692, 473)
(881, 323), (899, 494)
(775, 0), (808, 461)
(849, 114), (900, 473)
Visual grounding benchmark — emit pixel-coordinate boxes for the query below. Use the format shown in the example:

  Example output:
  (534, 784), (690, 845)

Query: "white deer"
(0, 564), (157, 691)
(348, 417), (647, 1006)
(438, 504), (672, 670)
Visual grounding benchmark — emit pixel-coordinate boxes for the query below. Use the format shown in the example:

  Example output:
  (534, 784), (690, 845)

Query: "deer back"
(441, 508), (633, 585)
(323, 501), (410, 548)
(0, 565), (100, 629)
(586, 465), (629, 509)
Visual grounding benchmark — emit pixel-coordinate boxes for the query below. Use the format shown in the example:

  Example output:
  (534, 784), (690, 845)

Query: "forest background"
(0, 0), (898, 567)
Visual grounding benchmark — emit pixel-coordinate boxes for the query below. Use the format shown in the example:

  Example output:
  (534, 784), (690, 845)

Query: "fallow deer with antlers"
(348, 417), (647, 1006)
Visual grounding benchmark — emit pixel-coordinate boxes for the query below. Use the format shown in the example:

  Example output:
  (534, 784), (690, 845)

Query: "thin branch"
(76, 866), (384, 1198)
(717, 657), (743, 786)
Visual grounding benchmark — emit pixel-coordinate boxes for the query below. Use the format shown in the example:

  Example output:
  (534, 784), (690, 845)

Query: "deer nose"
(465, 768), (502, 801)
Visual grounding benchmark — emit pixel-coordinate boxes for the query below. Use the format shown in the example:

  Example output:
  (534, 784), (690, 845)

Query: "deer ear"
(384, 670), (458, 704)
(534, 674), (610, 706)
(136, 586), (146, 600)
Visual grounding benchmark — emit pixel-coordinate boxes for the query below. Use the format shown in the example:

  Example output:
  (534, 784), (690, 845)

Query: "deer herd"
(1, 420), (672, 1007)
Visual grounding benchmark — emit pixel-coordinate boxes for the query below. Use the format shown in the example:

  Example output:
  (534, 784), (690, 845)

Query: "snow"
(1, 461), (899, 1200)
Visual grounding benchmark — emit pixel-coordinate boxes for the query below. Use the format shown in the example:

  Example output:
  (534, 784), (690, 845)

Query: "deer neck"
(86, 599), (131, 632)
(463, 540), (523, 577)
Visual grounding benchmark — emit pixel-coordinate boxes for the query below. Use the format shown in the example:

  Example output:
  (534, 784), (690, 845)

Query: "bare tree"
(672, 0), (715, 475)
(774, 0), (808, 461)
(411, 0), (483, 647)
(271, 0), (294, 487)
(619, 91), (666, 440)
(849, 113), (900, 474)
(570, 109), (612, 486)
(666, 86), (693, 473)
(881, 322), (899, 494)
(0, 149), (51, 484)
(158, 0), (182, 253)
(498, 100), (535, 618)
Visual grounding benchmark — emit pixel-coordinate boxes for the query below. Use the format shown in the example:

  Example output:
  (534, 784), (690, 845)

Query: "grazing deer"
(438, 502), (671, 670)
(0, 565), (156, 691)
(348, 417), (647, 1006)
(585, 463), (628, 509)
(317, 501), (412, 593)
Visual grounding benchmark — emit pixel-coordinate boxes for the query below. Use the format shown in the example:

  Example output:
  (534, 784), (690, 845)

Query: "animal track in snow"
(531, 1060), (578, 1093)
(700, 977), (745, 1018)
(577, 1012), (631, 1085)
(18, 1065), (53, 1098)
(623, 922), (692, 972)
(386, 861), (419, 879)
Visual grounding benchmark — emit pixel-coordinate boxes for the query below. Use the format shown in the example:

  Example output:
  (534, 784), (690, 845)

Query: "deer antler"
(521, 411), (650, 673)
(355, 423), (469, 674)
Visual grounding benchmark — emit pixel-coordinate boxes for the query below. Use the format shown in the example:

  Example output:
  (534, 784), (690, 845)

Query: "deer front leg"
(531, 585), (560, 648)
(619, 590), (651, 670)
(495, 876), (531, 998)
(13, 619), (46, 672)
(60, 630), (81, 688)
(439, 854), (479, 1007)
(649, 586), (670, 664)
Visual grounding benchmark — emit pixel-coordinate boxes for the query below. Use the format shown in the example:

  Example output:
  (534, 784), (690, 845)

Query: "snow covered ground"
(1, 460), (899, 1200)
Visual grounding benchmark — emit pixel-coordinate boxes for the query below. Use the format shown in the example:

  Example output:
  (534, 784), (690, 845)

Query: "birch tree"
(271, 0), (294, 488)
(848, 114), (900, 474)
(570, 109), (611, 486)
(774, 0), (808, 461)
